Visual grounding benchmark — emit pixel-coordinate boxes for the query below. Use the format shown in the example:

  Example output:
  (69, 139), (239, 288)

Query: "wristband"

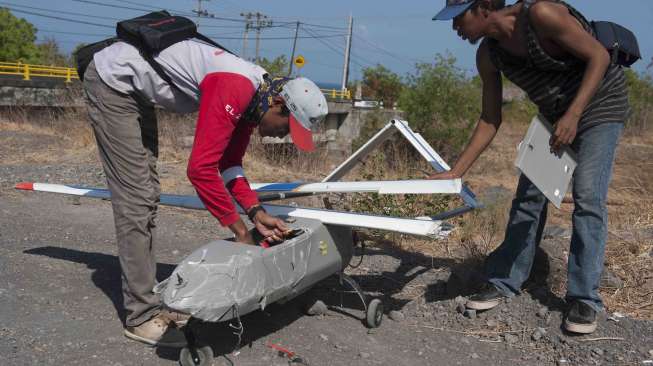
(247, 205), (266, 222)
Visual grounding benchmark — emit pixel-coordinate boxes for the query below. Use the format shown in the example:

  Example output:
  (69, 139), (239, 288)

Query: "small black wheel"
(179, 345), (213, 366)
(366, 298), (383, 328)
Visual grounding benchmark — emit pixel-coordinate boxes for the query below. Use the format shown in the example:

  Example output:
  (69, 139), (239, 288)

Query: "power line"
(76, 0), (232, 22)
(36, 29), (113, 37)
(354, 34), (422, 67)
(210, 34), (348, 41)
(300, 22), (347, 31)
(110, 0), (162, 9)
(72, 0), (152, 13)
(106, 0), (200, 18)
(3, 6), (114, 28)
(350, 50), (379, 68)
(301, 26), (345, 57)
(30, 25), (343, 42)
(0, 2), (120, 21)
(301, 25), (372, 70)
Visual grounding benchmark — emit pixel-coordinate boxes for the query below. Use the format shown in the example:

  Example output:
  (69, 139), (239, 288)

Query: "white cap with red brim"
(280, 77), (328, 152)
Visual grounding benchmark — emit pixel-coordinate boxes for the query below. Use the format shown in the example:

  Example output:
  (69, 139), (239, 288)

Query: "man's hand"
(428, 170), (462, 180)
(252, 210), (289, 242)
(229, 219), (255, 245)
(235, 231), (255, 245)
(550, 112), (580, 152)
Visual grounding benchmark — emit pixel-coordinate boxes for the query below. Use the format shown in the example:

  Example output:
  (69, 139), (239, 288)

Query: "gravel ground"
(1, 129), (652, 366)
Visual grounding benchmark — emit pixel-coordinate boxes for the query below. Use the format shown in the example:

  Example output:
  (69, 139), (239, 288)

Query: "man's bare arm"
(431, 41), (502, 179)
(530, 2), (611, 149)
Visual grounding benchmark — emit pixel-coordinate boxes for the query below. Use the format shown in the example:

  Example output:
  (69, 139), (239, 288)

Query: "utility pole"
(287, 21), (300, 76)
(192, 0), (214, 28)
(341, 14), (353, 91)
(240, 12), (273, 62)
(254, 12), (272, 62)
(254, 13), (273, 63)
(240, 12), (255, 60)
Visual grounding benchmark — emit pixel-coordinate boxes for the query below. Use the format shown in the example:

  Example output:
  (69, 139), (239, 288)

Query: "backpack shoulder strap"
(140, 52), (180, 92)
(194, 33), (236, 56)
(140, 34), (236, 94)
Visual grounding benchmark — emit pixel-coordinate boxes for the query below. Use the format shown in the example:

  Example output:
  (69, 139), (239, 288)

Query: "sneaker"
(564, 301), (597, 334)
(161, 308), (191, 327)
(123, 314), (187, 348)
(466, 282), (505, 310)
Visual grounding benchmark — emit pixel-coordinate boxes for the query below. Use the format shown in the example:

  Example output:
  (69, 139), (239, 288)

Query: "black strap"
(139, 33), (235, 93)
(247, 205), (266, 222)
(195, 33), (235, 56)
(141, 51), (180, 92)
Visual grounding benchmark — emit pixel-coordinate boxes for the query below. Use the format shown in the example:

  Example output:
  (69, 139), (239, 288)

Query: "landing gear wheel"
(179, 345), (213, 366)
(366, 298), (383, 328)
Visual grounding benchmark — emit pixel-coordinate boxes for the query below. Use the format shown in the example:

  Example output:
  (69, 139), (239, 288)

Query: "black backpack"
(75, 10), (234, 87)
(591, 21), (641, 67)
(521, 0), (641, 68)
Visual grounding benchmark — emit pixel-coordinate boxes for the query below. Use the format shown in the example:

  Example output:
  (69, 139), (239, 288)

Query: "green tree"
(0, 8), (41, 63)
(361, 64), (403, 107)
(398, 54), (481, 159)
(69, 42), (88, 68)
(257, 55), (289, 78)
(37, 37), (69, 66)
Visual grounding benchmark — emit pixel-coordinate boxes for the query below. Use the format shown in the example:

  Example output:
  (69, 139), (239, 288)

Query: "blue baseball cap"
(432, 0), (477, 21)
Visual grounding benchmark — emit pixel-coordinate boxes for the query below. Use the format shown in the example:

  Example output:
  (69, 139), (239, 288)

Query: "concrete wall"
(262, 99), (404, 158)
(0, 78), (84, 107)
(325, 107), (404, 155)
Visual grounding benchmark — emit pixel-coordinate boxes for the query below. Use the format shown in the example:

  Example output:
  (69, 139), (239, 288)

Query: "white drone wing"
(15, 183), (444, 237)
(250, 179), (462, 194)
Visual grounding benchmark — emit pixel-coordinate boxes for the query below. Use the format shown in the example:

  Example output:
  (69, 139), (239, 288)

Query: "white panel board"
(515, 115), (577, 209)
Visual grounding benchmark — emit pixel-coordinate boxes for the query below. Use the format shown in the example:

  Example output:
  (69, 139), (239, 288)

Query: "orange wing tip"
(15, 182), (34, 190)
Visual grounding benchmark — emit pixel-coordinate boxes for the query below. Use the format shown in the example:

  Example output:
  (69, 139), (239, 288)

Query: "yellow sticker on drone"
(319, 241), (328, 256)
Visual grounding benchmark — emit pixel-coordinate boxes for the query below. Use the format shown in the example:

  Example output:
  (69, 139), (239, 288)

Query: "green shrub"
(398, 54), (481, 161)
(624, 69), (653, 135)
(346, 55), (480, 218)
(361, 64), (404, 107)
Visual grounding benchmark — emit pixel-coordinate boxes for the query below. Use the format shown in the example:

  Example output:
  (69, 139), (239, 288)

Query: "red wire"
(266, 342), (296, 358)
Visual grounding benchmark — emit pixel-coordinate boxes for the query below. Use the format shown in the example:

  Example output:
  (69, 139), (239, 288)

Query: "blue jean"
(486, 122), (623, 311)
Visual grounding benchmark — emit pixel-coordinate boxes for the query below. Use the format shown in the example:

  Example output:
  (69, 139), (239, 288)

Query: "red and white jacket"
(94, 39), (264, 226)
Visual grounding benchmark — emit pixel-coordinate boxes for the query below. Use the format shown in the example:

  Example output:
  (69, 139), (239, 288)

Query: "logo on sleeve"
(225, 104), (242, 120)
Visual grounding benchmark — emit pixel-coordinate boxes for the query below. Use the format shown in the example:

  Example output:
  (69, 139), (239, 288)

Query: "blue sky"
(9, 0), (653, 84)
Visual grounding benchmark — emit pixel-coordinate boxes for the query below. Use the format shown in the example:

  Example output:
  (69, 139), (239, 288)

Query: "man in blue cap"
(433, 0), (480, 23)
(431, 0), (629, 334)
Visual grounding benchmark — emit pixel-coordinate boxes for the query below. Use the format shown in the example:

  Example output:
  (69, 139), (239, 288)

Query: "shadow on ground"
(23, 246), (176, 325)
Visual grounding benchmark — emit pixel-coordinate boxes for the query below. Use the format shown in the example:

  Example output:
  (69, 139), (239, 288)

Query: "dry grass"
(0, 107), (95, 164)
(439, 120), (653, 319)
(347, 118), (653, 320)
(2, 104), (652, 319)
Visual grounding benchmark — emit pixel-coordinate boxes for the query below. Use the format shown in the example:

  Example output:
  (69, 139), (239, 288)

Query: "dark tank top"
(486, 0), (629, 131)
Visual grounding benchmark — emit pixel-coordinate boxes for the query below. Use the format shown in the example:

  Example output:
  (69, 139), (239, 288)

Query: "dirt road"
(1, 128), (652, 366)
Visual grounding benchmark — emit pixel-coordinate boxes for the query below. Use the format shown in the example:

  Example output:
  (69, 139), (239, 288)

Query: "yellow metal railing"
(0, 62), (79, 83)
(320, 88), (351, 100)
(0, 62), (352, 99)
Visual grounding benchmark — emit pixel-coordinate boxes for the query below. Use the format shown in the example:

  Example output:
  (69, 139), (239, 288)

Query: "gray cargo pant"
(83, 60), (161, 327)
